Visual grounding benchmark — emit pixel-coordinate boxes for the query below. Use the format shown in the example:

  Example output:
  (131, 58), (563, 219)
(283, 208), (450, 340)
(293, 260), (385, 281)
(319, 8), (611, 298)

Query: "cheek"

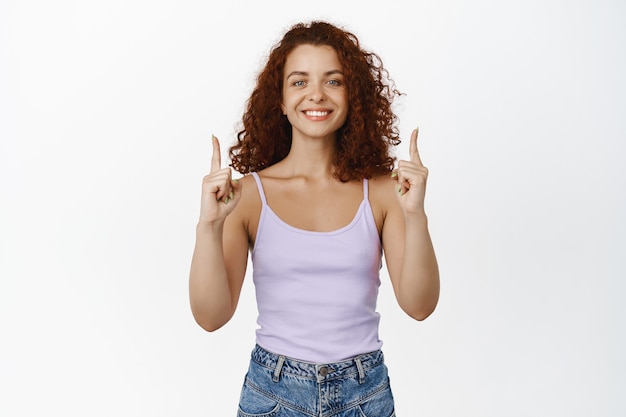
(280, 88), (289, 114)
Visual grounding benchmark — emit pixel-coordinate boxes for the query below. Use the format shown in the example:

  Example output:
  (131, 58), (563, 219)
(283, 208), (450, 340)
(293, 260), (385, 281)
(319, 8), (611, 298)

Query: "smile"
(304, 110), (330, 117)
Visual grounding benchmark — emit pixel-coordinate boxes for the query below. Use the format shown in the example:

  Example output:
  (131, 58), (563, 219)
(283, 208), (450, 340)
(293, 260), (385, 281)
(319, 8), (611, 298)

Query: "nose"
(308, 83), (325, 102)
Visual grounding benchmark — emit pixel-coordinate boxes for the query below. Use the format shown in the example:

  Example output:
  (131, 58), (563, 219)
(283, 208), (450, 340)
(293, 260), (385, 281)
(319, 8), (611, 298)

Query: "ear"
(280, 102), (286, 115)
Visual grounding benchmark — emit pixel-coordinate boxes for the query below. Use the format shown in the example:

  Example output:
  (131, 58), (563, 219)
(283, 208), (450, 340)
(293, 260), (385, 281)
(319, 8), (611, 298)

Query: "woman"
(190, 21), (439, 416)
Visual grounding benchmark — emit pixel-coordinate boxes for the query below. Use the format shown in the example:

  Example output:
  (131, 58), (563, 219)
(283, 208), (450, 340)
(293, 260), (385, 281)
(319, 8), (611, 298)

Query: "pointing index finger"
(210, 134), (221, 173)
(410, 127), (423, 167)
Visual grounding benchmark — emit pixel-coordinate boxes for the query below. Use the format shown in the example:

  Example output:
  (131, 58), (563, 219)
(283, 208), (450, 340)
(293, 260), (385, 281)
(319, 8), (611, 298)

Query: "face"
(281, 44), (348, 142)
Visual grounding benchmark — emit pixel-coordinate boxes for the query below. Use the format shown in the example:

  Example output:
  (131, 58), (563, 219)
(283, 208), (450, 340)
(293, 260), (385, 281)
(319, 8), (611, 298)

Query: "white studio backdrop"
(1, 0), (624, 416)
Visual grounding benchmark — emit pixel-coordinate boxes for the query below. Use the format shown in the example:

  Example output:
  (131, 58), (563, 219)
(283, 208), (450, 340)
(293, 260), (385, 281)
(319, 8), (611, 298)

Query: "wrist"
(403, 211), (428, 227)
(196, 218), (225, 234)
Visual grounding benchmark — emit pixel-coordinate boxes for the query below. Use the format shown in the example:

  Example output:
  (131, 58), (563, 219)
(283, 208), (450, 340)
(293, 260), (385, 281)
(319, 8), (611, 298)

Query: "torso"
(235, 169), (394, 247)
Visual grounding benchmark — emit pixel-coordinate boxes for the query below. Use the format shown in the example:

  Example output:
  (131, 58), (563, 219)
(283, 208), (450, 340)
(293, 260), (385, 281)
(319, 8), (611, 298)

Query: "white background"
(1, 0), (624, 416)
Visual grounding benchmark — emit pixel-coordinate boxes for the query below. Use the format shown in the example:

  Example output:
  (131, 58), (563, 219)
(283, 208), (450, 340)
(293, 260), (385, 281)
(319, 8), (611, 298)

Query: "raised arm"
(382, 128), (440, 320)
(189, 135), (248, 331)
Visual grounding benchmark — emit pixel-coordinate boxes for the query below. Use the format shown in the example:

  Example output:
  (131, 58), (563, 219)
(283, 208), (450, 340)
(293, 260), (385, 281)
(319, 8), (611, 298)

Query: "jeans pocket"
(237, 381), (281, 417)
(357, 384), (395, 417)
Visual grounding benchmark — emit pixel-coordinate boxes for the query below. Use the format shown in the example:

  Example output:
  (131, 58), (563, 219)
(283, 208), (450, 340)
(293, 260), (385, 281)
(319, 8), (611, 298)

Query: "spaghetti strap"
(363, 178), (369, 201)
(251, 172), (267, 206)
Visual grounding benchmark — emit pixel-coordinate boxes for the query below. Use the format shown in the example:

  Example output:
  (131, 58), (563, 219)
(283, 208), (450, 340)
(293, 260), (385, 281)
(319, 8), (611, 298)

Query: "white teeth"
(305, 111), (329, 117)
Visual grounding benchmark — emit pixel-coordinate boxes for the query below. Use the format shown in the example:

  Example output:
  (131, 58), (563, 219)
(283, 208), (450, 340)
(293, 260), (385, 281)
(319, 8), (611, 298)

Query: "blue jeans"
(237, 345), (396, 417)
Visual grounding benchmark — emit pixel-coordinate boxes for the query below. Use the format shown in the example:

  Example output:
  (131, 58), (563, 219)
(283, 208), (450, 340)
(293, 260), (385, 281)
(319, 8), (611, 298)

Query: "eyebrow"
(285, 69), (344, 79)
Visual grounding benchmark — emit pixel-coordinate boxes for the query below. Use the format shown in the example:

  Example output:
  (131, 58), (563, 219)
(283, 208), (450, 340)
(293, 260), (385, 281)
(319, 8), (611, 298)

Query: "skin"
(189, 44), (440, 332)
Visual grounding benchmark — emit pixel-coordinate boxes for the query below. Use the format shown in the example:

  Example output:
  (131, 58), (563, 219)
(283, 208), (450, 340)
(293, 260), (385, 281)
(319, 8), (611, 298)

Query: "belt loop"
(355, 356), (365, 384)
(273, 355), (285, 383)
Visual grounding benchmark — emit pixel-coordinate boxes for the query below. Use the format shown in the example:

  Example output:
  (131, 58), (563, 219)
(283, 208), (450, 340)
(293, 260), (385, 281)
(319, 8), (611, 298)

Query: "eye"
(292, 80), (306, 87)
(327, 79), (342, 87)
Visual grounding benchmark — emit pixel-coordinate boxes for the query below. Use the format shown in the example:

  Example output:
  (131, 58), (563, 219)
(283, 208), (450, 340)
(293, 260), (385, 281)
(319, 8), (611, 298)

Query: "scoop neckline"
(263, 199), (368, 235)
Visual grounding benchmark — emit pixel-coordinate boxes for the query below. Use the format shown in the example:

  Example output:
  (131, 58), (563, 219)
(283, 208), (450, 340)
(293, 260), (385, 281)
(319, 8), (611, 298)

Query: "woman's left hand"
(392, 128), (429, 216)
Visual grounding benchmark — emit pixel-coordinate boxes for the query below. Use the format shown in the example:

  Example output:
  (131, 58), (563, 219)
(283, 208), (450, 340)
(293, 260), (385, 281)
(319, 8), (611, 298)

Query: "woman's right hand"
(199, 135), (242, 224)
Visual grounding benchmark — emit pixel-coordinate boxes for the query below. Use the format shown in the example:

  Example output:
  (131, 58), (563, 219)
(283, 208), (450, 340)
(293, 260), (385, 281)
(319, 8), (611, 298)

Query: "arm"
(382, 128), (440, 320)
(189, 135), (248, 332)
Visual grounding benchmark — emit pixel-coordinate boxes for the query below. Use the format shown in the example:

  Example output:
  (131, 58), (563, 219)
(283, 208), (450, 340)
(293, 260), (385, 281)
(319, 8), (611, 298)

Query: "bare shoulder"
(236, 172), (259, 196)
(368, 172), (400, 233)
(232, 173), (261, 215)
(368, 172), (398, 206)
(229, 173), (262, 241)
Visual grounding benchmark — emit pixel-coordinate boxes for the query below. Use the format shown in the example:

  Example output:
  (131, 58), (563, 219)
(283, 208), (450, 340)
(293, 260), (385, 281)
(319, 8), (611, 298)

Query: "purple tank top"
(250, 172), (383, 363)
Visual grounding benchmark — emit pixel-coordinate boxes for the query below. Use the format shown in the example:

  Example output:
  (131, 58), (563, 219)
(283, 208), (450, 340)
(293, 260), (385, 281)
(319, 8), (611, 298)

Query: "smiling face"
(281, 44), (348, 142)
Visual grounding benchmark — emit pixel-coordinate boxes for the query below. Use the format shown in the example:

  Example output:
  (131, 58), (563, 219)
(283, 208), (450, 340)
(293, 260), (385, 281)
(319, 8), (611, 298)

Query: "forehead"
(284, 44), (342, 72)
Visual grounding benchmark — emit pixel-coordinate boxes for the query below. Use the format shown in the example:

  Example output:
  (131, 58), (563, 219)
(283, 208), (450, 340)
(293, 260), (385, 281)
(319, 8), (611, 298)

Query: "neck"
(279, 136), (337, 179)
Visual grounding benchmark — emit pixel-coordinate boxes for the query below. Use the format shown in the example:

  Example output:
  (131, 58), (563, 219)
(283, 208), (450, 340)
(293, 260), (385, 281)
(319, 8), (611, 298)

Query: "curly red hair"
(229, 21), (402, 181)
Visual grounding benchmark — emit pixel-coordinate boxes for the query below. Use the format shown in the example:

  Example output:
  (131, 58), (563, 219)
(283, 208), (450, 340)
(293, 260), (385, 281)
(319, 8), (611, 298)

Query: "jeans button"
(319, 366), (328, 377)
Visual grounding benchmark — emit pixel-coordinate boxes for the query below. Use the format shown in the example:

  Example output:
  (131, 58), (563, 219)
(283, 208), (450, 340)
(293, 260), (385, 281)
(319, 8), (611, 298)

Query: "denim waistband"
(250, 344), (385, 382)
